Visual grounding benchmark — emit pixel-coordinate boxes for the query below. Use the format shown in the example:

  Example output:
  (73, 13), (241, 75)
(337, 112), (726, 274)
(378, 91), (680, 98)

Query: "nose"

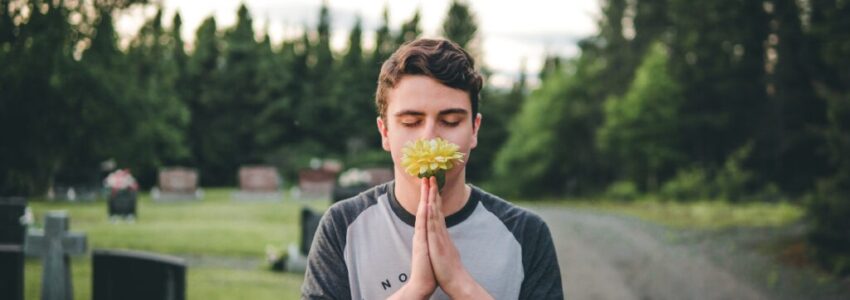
(422, 119), (439, 140)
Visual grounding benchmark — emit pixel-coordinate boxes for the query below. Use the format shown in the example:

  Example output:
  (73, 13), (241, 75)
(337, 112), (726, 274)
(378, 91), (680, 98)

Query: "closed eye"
(401, 120), (421, 127)
(441, 120), (461, 127)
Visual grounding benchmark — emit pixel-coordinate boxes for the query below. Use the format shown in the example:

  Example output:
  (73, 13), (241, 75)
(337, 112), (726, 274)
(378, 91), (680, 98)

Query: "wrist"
(441, 270), (494, 300)
(400, 281), (434, 300)
(441, 270), (477, 299)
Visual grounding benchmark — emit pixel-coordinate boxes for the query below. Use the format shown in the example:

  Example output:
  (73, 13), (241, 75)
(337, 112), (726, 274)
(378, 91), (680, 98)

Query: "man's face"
(377, 75), (482, 182)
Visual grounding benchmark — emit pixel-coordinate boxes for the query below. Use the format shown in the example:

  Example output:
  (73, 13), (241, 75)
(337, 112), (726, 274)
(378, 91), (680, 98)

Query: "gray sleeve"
(301, 205), (351, 300)
(519, 219), (564, 300)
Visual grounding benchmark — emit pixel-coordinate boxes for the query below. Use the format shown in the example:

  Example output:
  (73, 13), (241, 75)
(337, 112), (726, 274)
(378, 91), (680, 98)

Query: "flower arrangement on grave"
(104, 169), (139, 195)
(265, 244), (287, 271)
(338, 168), (372, 188)
(401, 137), (465, 190)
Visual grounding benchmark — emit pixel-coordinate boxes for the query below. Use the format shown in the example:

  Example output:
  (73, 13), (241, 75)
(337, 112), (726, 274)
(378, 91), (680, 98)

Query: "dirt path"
(533, 207), (768, 300)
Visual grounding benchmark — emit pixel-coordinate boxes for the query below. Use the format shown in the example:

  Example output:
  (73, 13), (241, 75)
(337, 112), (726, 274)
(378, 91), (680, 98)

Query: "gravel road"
(531, 206), (849, 300)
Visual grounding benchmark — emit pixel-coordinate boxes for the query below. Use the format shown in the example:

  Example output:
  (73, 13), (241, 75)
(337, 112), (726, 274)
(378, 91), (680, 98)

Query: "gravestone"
(108, 189), (136, 219)
(284, 207), (322, 273)
(104, 169), (138, 220)
(0, 244), (24, 300)
(92, 249), (186, 300)
(24, 211), (87, 300)
(153, 167), (202, 202)
(298, 169), (337, 200)
(232, 166), (281, 201)
(0, 197), (27, 244)
(300, 207), (322, 255)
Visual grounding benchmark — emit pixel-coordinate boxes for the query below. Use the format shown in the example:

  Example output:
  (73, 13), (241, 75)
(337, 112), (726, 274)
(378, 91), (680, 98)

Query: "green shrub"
(806, 177), (850, 276)
(604, 181), (640, 202)
(714, 141), (755, 202)
(660, 167), (712, 201)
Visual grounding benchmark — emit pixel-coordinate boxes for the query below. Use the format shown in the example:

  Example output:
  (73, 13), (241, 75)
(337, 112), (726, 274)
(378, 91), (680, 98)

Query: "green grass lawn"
(25, 189), (328, 300)
(523, 198), (805, 230)
(23, 188), (805, 299)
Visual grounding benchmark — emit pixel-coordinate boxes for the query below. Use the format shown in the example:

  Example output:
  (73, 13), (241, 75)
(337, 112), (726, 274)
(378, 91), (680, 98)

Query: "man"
(302, 38), (563, 299)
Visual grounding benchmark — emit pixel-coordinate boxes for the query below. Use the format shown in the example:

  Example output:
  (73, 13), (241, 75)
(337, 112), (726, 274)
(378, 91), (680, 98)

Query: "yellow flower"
(401, 138), (465, 178)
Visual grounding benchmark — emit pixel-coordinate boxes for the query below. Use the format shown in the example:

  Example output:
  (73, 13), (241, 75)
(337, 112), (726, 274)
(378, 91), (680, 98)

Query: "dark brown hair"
(375, 38), (483, 123)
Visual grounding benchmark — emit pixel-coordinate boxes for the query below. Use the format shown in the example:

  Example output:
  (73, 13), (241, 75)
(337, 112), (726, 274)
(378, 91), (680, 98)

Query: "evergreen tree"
(1, 1), (79, 195)
(204, 4), (263, 183)
(805, 0), (850, 276)
(597, 42), (685, 190)
(667, 0), (769, 168)
(186, 17), (223, 183)
(441, 0), (477, 48)
(123, 8), (190, 184)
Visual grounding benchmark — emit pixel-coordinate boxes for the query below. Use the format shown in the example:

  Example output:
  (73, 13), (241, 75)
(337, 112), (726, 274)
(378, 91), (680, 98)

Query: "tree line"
(0, 0), (516, 191)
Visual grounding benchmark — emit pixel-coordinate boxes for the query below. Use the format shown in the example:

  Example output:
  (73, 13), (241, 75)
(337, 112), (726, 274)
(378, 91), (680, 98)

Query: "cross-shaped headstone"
(24, 211), (87, 300)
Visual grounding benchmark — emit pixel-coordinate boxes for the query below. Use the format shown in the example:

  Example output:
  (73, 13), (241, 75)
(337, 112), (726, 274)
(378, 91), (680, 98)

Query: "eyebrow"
(394, 108), (469, 117)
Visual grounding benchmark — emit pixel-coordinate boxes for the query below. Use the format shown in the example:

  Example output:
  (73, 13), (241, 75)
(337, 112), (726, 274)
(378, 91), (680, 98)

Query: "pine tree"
(186, 16), (227, 184)
(441, 0), (477, 48)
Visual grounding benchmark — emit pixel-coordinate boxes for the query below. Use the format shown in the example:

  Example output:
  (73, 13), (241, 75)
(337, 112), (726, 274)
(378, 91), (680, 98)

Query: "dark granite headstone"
(0, 197), (27, 245)
(331, 185), (367, 203)
(300, 207), (322, 255)
(108, 189), (137, 218)
(0, 244), (24, 300)
(92, 249), (186, 300)
(24, 211), (87, 300)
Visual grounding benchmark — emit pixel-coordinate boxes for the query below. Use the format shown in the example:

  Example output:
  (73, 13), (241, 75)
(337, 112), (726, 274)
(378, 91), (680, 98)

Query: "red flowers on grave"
(104, 169), (139, 195)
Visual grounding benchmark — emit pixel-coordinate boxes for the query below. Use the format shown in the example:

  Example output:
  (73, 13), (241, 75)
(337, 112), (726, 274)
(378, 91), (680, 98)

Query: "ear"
(377, 117), (391, 151)
(471, 113), (482, 149)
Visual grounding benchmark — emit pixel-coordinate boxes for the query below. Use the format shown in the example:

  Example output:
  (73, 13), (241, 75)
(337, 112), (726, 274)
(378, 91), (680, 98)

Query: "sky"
(115, 0), (600, 88)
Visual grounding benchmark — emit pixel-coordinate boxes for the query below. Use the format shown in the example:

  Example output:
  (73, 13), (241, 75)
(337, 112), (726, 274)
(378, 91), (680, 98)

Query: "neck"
(394, 167), (470, 217)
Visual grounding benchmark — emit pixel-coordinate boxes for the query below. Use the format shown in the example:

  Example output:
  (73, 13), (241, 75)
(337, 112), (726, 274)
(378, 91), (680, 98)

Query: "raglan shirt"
(301, 181), (563, 300)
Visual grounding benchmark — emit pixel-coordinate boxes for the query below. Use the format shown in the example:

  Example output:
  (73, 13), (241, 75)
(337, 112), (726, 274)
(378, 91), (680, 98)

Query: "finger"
(430, 176), (441, 215)
(428, 177), (438, 221)
(416, 178), (429, 231)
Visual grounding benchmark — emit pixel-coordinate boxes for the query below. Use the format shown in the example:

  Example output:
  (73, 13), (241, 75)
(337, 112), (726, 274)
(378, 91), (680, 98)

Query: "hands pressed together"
(388, 177), (493, 300)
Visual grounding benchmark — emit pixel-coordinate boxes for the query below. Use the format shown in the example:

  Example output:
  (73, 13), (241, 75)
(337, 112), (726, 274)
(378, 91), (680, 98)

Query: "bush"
(660, 167), (712, 201)
(604, 181), (640, 201)
(806, 177), (850, 276)
(714, 141), (755, 202)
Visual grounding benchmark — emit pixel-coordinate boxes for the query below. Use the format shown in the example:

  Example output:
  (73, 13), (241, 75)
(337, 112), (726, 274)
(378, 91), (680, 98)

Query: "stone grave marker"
(233, 165), (282, 201)
(104, 169), (138, 221)
(0, 244), (24, 300)
(24, 211), (87, 300)
(284, 207), (322, 273)
(92, 249), (186, 300)
(0, 197), (27, 244)
(153, 167), (202, 201)
(300, 207), (322, 255)
(108, 190), (137, 220)
(298, 169), (337, 200)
